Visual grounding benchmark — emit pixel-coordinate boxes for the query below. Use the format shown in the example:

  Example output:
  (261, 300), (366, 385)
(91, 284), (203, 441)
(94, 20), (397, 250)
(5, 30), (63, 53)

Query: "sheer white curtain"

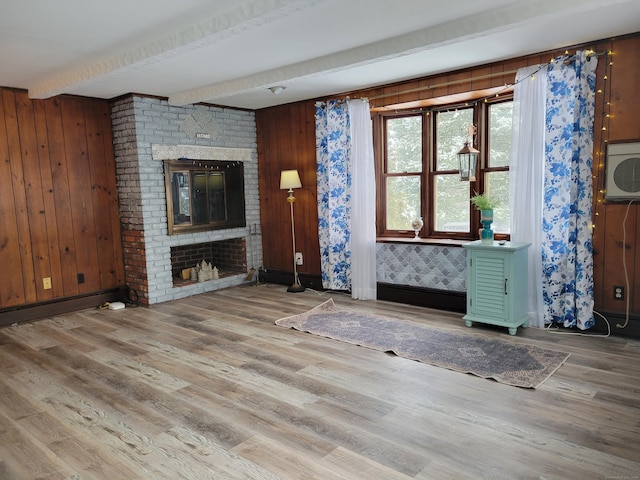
(349, 99), (377, 300)
(509, 65), (548, 328)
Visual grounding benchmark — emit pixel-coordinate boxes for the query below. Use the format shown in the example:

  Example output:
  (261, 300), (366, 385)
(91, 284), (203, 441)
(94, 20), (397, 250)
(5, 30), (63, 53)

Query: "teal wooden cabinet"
(462, 240), (531, 335)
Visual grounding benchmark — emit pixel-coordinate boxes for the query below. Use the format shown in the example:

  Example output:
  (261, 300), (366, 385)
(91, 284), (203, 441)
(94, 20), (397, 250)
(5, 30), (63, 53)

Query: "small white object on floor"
(108, 301), (125, 310)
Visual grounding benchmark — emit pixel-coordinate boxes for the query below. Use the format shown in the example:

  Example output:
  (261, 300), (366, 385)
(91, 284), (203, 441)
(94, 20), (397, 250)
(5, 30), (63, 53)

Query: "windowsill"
(377, 236), (470, 247)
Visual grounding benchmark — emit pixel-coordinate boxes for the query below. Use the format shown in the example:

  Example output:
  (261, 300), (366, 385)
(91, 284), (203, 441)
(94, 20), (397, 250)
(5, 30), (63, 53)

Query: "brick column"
(121, 229), (149, 304)
(111, 96), (150, 304)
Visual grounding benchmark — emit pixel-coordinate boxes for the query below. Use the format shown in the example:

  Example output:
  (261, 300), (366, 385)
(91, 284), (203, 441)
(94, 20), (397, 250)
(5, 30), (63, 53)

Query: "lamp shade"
(457, 142), (479, 182)
(280, 169), (302, 190)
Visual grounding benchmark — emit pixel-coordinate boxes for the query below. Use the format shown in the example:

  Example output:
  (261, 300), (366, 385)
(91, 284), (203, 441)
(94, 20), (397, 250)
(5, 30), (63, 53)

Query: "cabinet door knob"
(504, 278), (508, 295)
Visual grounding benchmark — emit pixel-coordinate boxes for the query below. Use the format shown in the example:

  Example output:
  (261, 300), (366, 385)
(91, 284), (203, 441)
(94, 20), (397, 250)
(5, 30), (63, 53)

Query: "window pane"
(436, 109), (473, 171)
(489, 102), (513, 168)
(386, 176), (420, 230)
(386, 116), (422, 173)
(434, 174), (470, 231)
(191, 172), (208, 224)
(208, 172), (226, 222)
(171, 172), (191, 225)
(485, 171), (510, 234)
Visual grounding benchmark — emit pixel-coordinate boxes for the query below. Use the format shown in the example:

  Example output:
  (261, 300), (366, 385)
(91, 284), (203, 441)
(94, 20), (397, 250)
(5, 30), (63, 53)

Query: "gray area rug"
(276, 299), (570, 389)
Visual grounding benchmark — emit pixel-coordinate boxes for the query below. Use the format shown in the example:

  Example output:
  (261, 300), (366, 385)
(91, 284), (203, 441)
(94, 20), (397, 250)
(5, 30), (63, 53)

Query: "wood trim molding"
(0, 287), (127, 326)
(377, 283), (466, 314)
(262, 270), (466, 314)
(261, 269), (324, 292)
(592, 311), (640, 339)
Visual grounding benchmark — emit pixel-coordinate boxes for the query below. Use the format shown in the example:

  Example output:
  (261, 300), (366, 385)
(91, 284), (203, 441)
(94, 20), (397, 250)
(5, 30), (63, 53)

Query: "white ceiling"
(1, 0), (639, 110)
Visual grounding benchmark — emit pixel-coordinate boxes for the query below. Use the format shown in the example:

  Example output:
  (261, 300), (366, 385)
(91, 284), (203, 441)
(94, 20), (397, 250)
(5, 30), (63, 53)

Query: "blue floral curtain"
(315, 100), (351, 290)
(542, 51), (597, 329)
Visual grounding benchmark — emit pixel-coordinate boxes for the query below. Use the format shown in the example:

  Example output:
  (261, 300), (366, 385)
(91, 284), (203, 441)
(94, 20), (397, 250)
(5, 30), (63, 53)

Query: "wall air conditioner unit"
(605, 142), (640, 200)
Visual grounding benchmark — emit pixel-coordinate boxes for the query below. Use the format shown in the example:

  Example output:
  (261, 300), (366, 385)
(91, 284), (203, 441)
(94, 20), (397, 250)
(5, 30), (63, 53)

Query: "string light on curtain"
(592, 50), (613, 232)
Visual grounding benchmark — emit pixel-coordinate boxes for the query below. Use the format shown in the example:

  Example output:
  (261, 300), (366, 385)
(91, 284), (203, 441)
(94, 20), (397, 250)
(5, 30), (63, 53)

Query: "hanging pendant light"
(457, 141), (479, 181)
(457, 125), (479, 181)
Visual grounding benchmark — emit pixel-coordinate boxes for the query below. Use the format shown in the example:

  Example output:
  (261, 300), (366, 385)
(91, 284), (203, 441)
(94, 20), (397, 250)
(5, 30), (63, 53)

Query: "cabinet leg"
(508, 327), (517, 335)
(464, 320), (472, 328)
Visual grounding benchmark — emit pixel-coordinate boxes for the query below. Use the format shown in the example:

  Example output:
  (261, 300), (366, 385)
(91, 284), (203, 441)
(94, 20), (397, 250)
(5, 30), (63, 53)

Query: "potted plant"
(470, 192), (499, 244)
(470, 191), (500, 211)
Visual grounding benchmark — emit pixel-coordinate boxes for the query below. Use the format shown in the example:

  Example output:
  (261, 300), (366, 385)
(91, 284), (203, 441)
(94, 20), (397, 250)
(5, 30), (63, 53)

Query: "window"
(433, 108), (474, 233)
(164, 159), (245, 235)
(375, 97), (513, 240)
(485, 101), (513, 234)
(384, 115), (422, 230)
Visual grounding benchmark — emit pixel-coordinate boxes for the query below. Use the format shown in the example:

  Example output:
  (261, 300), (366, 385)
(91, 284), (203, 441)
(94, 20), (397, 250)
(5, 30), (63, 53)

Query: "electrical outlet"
(43, 277), (52, 290)
(295, 252), (303, 265)
(613, 285), (624, 301)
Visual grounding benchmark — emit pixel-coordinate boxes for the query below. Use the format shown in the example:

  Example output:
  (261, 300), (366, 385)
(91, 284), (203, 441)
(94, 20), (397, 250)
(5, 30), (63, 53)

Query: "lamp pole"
(287, 189), (304, 292)
(280, 169), (305, 293)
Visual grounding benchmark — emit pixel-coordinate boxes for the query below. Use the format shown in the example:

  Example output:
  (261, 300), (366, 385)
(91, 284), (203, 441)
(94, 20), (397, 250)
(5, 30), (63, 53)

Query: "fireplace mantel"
(152, 144), (252, 162)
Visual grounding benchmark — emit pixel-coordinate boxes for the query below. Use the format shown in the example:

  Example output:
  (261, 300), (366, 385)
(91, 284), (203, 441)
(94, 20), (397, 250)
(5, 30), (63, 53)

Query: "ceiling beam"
(168, 0), (620, 106)
(27, 0), (322, 99)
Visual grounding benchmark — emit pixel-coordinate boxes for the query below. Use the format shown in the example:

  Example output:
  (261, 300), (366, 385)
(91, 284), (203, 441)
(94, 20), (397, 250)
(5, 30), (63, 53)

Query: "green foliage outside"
(434, 109), (473, 230)
(487, 102), (513, 233)
(386, 116), (422, 230)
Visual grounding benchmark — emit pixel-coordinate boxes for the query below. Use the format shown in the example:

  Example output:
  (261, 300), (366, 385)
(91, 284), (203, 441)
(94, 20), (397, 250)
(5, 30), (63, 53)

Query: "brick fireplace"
(111, 95), (261, 305)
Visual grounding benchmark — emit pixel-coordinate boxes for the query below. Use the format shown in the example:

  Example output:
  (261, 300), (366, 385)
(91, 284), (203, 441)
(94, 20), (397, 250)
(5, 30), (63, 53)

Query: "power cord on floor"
(302, 286), (355, 298)
(545, 309), (611, 337)
(97, 287), (140, 310)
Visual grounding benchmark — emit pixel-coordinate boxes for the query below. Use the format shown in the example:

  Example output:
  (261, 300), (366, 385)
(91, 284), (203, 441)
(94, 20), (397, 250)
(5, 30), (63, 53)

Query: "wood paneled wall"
(256, 100), (321, 277)
(0, 89), (124, 310)
(592, 35), (640, 316)
(257, 33), (640, 321)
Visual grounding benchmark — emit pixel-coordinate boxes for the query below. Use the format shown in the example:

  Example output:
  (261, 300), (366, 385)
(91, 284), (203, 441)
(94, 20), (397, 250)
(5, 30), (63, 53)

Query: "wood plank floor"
(1, 284), (639, 479)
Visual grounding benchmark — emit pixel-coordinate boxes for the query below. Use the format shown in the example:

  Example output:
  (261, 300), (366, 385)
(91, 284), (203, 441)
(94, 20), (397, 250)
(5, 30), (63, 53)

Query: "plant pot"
(480, 209), (493, 223)
(480, 227), (494, 244)
(480, 209), (494, 245)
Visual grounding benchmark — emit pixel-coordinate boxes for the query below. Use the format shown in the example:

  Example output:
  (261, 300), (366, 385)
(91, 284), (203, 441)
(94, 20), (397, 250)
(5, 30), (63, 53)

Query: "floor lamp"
(280, 169), (305, 293)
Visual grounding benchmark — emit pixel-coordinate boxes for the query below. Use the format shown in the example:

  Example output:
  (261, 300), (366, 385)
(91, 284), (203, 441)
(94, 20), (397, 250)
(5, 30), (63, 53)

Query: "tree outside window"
(434, 108), (474, 232)
(486, 101), (513, 234)
(384, 115), (422, 230)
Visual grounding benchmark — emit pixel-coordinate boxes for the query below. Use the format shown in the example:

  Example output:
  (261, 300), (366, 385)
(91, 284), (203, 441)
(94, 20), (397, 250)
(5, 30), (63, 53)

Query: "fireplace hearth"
(170, 238), (246, 286)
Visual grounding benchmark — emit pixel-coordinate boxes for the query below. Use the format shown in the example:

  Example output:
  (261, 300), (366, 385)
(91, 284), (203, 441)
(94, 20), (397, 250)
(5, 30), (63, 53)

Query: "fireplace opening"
(170, 238), (247, 286)
(164, 159), (246, 235)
